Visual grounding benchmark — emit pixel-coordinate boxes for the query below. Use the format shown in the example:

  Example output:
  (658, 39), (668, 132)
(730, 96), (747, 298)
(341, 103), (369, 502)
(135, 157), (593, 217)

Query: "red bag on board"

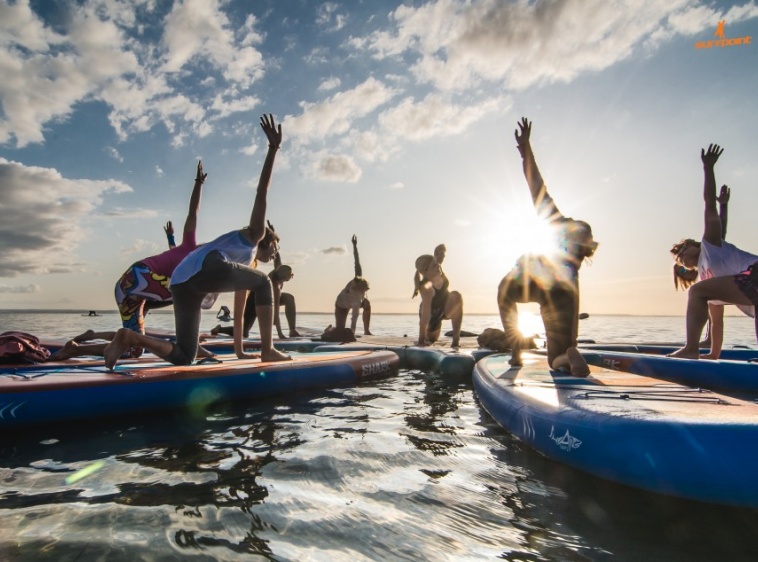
(0, 331), (51, 364)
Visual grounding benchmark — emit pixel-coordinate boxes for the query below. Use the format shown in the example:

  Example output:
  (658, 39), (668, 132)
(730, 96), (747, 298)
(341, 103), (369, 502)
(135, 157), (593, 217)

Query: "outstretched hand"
(515, 117), (531, 146)
(701, 144), (723, 167)
(164, 221), (174, 237)
(717, 184), (730, 204)
(352, 234), (358, 246)
(260, 114), (282, 149)
(195, 160), (207, 183)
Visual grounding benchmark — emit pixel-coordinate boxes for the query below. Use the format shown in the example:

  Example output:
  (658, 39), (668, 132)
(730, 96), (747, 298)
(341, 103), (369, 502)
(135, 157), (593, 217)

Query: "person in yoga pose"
(332, 235), (373, 336)
(498, 117), (598, 376)
(101, 114), (291, 369)
(669, 144), (758, 359)
(110, 161), (207, 359)
(211, 225), (302, 340)
(413, 250), (463, 348)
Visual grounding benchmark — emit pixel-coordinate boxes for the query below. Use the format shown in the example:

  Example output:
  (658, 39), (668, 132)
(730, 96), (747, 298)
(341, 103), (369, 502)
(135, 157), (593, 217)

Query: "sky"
(0, 0), (757, 320)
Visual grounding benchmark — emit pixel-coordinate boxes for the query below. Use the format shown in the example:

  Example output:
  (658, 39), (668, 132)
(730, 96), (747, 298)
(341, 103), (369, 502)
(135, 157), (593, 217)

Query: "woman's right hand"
(260, 114), (282, 149)
(195, 160), (207, 183)
(515, 117), (531, 152)
(701, 144), (723, 167)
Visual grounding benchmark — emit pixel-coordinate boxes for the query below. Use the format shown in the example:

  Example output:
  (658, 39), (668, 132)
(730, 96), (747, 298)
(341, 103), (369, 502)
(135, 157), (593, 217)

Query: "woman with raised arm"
(211, 223), (302, 339)
(669, 145), (758, 359)
(102, 114), (291, 369)
(671, 184), (729, 354)
(333, 235), (373, 336)
(498, 117), (598, 376)
(110, 161), (207, 358)
(413, 249), (463, 348)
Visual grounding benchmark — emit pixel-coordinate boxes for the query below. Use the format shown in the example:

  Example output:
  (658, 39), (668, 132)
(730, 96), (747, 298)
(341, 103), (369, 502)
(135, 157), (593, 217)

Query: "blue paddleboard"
(579, 343), (758, 362)
(580, 349), (758, 393)
(473, 352), (758, 508)
(0, 350), (399, 428)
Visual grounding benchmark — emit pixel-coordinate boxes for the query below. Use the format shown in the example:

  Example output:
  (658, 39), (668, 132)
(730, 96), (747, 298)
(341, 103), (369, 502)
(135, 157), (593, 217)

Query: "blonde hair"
(412, 255), (436, 298)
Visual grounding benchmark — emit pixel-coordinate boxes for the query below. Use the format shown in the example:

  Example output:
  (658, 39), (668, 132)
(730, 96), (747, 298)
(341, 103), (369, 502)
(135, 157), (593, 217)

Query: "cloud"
(316, 2), (347, 31)
(0, 283), (40, 294)
(285, 77), (400, 144)
(355, 0), (758, 91)
(0, 0), (269, 148)
(105, 146), (124, 162)
(312, 153), (362, 182)
(98, 208), (159, 219)
(0, 157), (132, 277)
(322, 246), (346, 255)
(120, 238), (160, 255)
(155, 165), (165, 177)
(318, 77), (342, 92)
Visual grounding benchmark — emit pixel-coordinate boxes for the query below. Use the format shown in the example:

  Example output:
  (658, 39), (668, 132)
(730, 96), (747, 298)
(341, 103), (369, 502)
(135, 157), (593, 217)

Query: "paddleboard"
(473, 352), (758, 508)
(314, 343), (494, 378)
(0, 350), (399, 428)
(580, 343), (758, 362)
(580, 349), (758, 393)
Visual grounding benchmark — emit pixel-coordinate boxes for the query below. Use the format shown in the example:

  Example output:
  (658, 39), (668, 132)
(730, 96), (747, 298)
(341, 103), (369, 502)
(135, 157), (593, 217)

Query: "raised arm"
(701, 144), (724, 246)
(244, 114), (282, 245)
(352, 234), (363, 278)
(717, 184), (730, 240)
(181, 161), (207, 242)
(163, 221), (176, 249)
(514, 117), (563, 220)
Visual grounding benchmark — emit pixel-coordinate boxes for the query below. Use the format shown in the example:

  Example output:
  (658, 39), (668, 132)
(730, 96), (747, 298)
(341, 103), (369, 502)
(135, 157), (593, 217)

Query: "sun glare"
(513, 214), (557, 256)
(518, 309), (545, 339)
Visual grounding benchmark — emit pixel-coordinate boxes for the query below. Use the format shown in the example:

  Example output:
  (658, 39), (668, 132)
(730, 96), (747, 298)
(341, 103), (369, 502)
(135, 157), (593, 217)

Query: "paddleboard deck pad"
(473, 352), (758, 508)
(580, 349), (758, 393)
(0, 350), (399, 428)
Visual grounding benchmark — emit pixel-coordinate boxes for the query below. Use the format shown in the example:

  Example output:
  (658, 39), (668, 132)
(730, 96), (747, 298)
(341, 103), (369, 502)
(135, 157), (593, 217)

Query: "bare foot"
(566, 347), (590, 377)
(48, 340), (79, 361)
(365, 330), (374, 336)
(197, 345), (215, 359)
(260, 348), (292, 362)
(451, 338), (460, 349)
(104, 329), (135, 370)
(289, 330), (301, 337)
(667, 347), (700, 359)
(210, 324), (222, 336)
(73, 330), (96, 343)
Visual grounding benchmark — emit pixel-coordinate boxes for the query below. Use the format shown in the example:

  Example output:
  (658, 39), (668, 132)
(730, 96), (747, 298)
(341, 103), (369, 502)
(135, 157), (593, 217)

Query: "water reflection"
(5, 368), (758, 560)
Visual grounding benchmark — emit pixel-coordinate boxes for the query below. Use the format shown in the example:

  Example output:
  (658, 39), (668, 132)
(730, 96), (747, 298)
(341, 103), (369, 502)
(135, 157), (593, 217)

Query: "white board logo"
(549, 426), (582, 451)
(362, 360), (390, 378)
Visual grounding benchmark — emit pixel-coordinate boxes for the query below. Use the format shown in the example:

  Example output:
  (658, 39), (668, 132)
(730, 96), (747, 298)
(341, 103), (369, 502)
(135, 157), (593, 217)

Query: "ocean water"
(1, 310), (758, 561)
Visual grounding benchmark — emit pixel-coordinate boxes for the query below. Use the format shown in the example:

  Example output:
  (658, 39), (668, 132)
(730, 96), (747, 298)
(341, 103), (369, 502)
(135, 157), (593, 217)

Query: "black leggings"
(168, 251), (272, 365)
(217, 291), (297, 337)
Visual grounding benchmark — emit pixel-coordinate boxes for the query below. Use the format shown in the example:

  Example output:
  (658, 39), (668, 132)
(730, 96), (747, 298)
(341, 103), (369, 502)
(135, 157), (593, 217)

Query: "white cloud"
(0, 157), (132, 277)
(0, 0), (269, 148)
(316, 2), (347, 31)
(105, 146), (124, 162)
(356, 0), (758, 91)
(318, 77), (342, 91)
(155, 165), (164, 177)
(285, 77), (399, 144)
(120, 238), (160, 255)
(313, 154), (362, 183)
